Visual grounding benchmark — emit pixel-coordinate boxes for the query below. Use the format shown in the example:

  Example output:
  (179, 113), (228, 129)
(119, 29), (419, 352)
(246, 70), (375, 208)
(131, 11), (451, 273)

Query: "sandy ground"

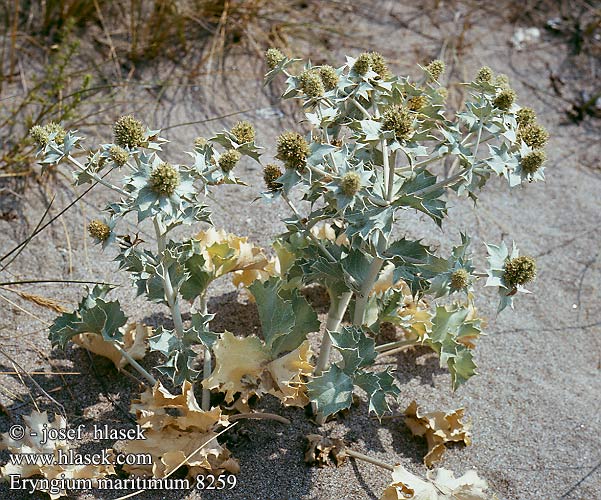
(0, 2), (600, 499)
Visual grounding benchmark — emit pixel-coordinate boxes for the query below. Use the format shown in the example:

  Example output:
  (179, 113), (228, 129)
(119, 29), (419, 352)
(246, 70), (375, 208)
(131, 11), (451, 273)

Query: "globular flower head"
(149, 162), (180, 195)
(476, 66), (493, 83)
(266, 48), (285, 69)
(352, 52), (372, 75)
(299, 70), (325, 98)
(263, 164), (283, 191)
(516, 107), (536, 127)
(88, 220), (111, 241)
(426, 59), (445, 81)
(407, 95), (428, 111)
(45, 122), (66, 144)
(319, 65), (339, 91)
(369, 52), (390, 78)
(437, 87), (448, 100)
(30, 125), (49, 147)
(109, 145), (129, 166)
(518, 122), (549, 149)
(231, 121), (255, 144)
(521, 150), (546, 173)
(450, 268), (470, 290)
(340, 172), (361, 196)
(30, 122), (66, 146)
(194, 136), (208, 149)
(113, 115), (145, 148)
(503, 256), (536, 288)
(495, 73), (510, 88)
(218, 149), (241, 173)
(382, 104), (413, 140)
(276, 132), (310, 169)
(493, 88), (516, 111)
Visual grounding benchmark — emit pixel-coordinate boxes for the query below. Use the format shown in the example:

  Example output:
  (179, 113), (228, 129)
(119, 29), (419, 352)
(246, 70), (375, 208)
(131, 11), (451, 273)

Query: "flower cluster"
(276, 132), (309, 170)
(113, 115), (145, 148)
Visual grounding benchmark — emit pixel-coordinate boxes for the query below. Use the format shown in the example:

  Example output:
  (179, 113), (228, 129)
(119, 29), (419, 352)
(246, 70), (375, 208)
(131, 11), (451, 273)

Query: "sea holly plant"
(35, 115), (264, 410)
(261, 53), (547, 421)
(20, 51), (550, 496)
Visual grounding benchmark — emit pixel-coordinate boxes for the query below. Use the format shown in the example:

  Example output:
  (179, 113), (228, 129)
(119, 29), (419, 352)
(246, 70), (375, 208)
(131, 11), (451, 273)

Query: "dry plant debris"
(116, 381), (238, 478)
(73, 323), (151, 370)
(404, 401), (472, 467)
(304, 434), (348, 467)
(0, 411), (114, 499)
(381, 464), (491, 500)
(203, 333), (313, 407)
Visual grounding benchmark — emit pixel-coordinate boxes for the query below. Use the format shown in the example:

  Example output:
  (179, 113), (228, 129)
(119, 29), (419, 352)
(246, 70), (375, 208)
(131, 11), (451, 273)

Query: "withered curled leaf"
(404, 400), (472, 467)
(304, 434), (347, 467)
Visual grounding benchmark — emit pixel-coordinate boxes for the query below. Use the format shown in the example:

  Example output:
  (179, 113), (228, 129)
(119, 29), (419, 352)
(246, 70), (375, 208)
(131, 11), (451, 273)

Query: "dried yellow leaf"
(202, 332), (271, 404)
(265, 340), (314, 407)
(195, 228), (270, 279)
(304, 434), (347, 467)
(117, 381), (237, 479)
(203, 333), (313, 407)
(0, 411), (114, 499)
(73, 323), (151, 369)
(381, 465), (490, 500)
(404, 401), (472, 467)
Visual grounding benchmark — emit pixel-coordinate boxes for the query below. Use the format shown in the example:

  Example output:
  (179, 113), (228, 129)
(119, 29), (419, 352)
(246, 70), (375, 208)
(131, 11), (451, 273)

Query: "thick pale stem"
(386, 149), (396, 202)
(228, 412), (290, 425)
(153, 218), (184, 339)
(375, 339), (421, 352)
(314, 290), (353, 425)
(199, 294), (212, 411)
(352, 256), (384, 325)
(114, 344), (157, 386)
(315, 291), (353, 376)
(353, 108), (393, 326)
(344, 449), (394, 472)
(351, 99), (371, 119)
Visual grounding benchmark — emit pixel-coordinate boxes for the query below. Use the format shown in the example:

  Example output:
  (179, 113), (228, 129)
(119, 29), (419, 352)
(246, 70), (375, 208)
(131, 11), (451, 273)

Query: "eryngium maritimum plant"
(262, 51), (547, 420)
(33, 115), (262, 411)
(32, 50), (549, 459)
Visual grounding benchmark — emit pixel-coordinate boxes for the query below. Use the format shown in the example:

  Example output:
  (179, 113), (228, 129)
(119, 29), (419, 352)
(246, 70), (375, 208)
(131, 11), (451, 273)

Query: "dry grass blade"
(2, 288), (67, 313)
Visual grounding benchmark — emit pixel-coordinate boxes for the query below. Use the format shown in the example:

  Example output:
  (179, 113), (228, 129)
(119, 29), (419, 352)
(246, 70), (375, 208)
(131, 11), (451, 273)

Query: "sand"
(0, 2), (600, 499)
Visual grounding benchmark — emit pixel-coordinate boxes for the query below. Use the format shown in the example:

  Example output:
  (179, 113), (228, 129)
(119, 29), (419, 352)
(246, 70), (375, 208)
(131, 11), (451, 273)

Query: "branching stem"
(113, 344), (157, 386)
(315, 290), (353, 376)
(344, 449), (394, 472)
(199, 294), (212, 411)
(153, 218), (185, 339)
(229, 412), (290, 425)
